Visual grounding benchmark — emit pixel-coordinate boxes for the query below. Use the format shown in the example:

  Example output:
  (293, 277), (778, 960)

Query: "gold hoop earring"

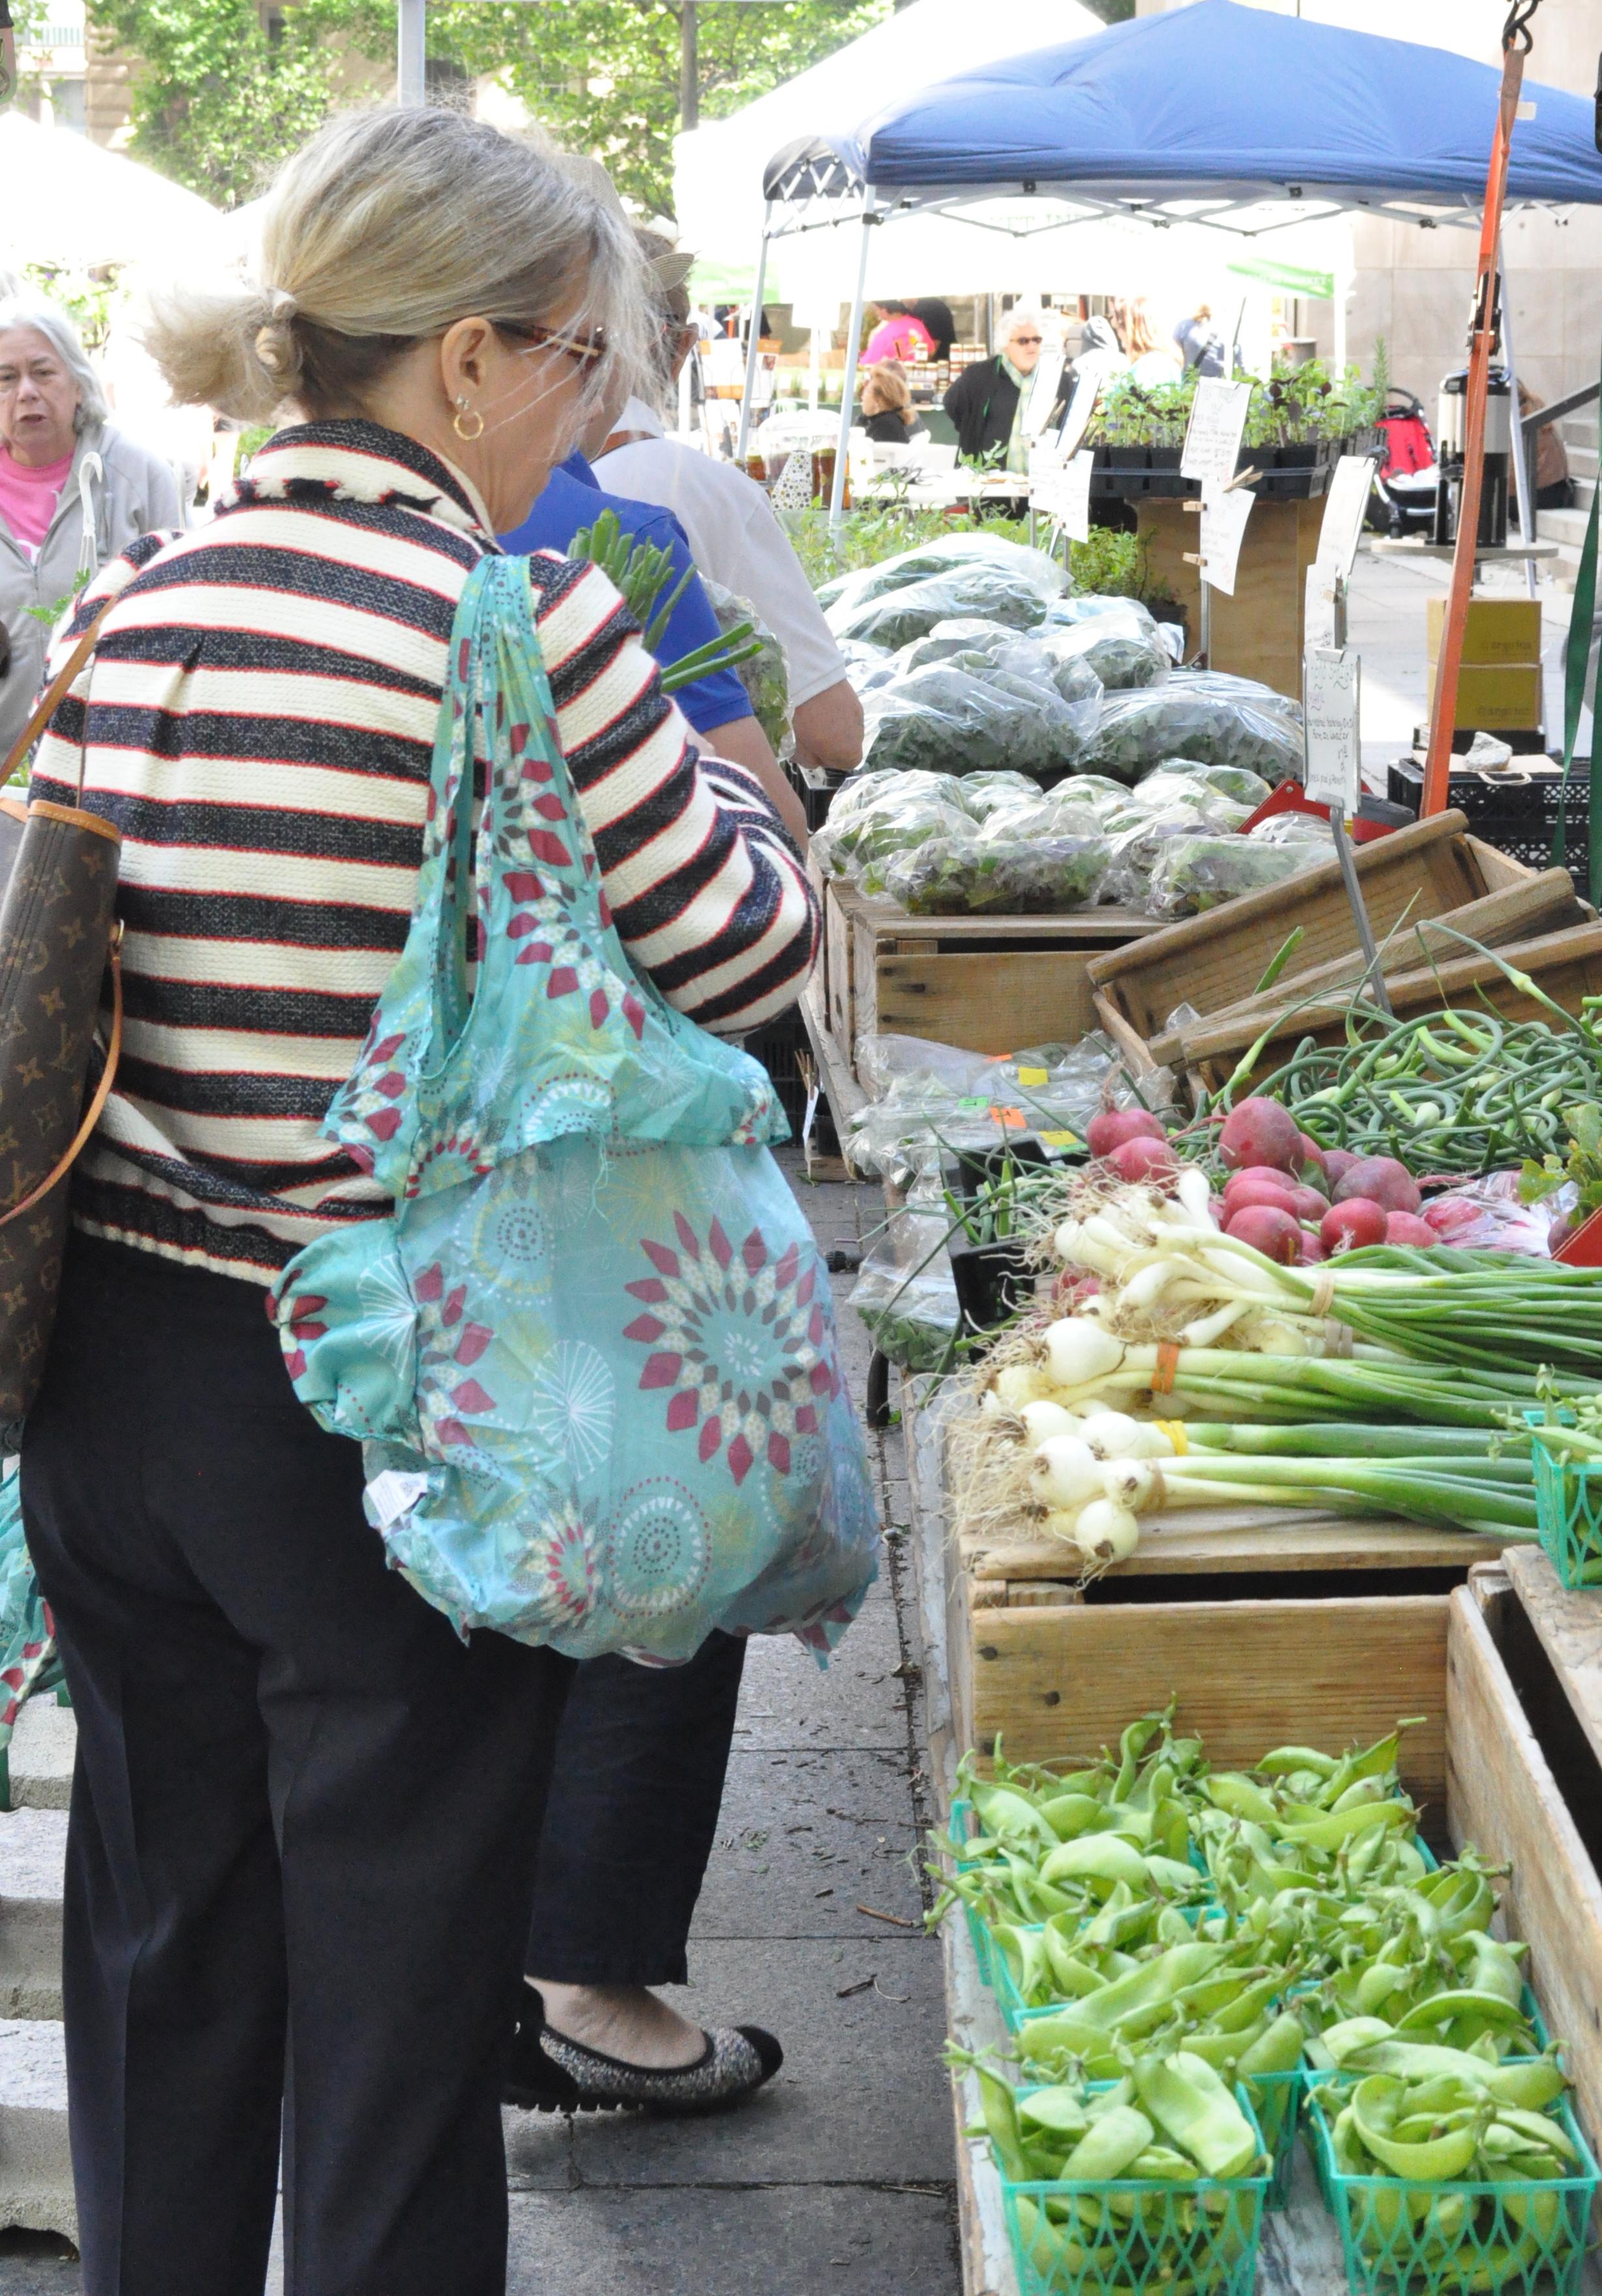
(453, 401), (484, 442)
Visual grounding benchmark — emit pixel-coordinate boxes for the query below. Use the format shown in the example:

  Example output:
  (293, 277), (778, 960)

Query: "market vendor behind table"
(942, 308), (1067, 471)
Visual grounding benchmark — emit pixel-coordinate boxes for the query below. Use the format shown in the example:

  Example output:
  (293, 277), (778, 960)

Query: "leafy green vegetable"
(880, 833), (1110, 916)
(1149, 835), (1315, 917)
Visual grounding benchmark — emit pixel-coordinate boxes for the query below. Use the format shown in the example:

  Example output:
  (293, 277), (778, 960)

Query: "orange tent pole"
(1422, 5), (1540, 814)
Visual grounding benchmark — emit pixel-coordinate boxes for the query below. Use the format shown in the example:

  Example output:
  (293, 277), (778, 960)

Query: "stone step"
(0, 2019), (74, 2242)
(9, 1698), (75, 1811)
(0, 1809), (65, 2021)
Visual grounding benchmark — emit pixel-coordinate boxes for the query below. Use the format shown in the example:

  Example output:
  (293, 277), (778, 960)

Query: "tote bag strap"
(2, 602), (115, 790)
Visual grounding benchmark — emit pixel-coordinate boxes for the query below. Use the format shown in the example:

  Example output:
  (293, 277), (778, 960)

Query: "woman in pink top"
(863, 300), (934, 367)
(0, 296), (178, 764)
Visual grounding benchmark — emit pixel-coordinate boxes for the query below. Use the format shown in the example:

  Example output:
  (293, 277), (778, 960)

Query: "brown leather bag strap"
(0, 924), (123, 1230)
(1, 601), (115, 792)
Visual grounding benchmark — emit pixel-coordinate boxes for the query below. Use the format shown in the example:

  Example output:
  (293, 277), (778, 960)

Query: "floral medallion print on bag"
(270, 554), (877, 1664)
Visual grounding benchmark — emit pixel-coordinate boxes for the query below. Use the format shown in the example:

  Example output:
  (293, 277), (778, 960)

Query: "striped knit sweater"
(29, 422), (818, 1284)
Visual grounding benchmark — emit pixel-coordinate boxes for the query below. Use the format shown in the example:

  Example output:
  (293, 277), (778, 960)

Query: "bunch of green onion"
(570, 508), (761, 692)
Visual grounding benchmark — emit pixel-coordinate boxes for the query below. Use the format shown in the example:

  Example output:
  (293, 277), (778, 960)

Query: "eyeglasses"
(495, 320), (609, 370)
(1011, 334), (1043, 347)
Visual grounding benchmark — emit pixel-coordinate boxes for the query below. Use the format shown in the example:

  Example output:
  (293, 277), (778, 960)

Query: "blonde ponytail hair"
(142, 107), (648, 425)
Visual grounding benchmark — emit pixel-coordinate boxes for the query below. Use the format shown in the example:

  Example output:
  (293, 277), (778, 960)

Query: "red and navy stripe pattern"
(30, 421), (817, 1283)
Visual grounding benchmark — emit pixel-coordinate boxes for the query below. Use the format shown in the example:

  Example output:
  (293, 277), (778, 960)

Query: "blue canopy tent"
(743, 0), (1602, 516)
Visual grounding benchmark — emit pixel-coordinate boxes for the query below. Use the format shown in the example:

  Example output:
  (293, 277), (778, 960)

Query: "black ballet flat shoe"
(502, 1989), (783, 2117)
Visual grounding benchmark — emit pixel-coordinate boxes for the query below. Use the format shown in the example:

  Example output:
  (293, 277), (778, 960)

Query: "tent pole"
(831, 202), (874, 531)
(1422, 24), (1530, 816)
(397, 0), (425, 104)
(735, 202), (773, 464)
(1497, 249), (1539, 601)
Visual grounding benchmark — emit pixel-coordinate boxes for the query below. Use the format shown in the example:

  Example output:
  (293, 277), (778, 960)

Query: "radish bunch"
(1216, 1098), (1428, 1262)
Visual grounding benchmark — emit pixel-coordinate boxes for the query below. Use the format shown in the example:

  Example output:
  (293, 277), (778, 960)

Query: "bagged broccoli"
(861, 659), (1088, 779)
(1085, 685), (1302, 783)
(1148, 833), (1319, 917)
(820, 530), (1065, 617)
(882, 832), (1109, 916)
(701, 576), (792, 761)
(894, 618), (1017, 674)
(1038, 606), (1169, 692)
(829, 566), (1053, 653)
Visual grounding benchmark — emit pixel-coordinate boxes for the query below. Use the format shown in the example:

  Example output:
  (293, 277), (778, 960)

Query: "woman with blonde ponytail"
(17, 104), (820, 2296)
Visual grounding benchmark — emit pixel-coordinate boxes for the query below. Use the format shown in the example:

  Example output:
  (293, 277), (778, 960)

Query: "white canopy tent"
(0, 112), (228, 271)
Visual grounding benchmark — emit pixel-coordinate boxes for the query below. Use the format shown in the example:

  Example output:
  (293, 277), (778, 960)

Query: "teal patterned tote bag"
(270, 555), (878, 1665)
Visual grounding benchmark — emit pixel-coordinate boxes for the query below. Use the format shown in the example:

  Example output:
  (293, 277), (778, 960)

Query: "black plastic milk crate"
(1387, 755), (1590, 894)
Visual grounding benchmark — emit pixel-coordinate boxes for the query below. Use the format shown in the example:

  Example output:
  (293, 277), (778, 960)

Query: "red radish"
(1224, 1203), (1302, 1263)
(1218, 1096), (1302, 1173)
(1223, 1164), (1301, 1203)
(1322, 1148), (1360, 1190)
(1297, 1134), (1329, 1184)
(1107, 1134), (1178, 1185)
(1086, 1108), (1165, 1159)
(1385, 1212), (1438, 1248)
(1224, 1173), (1301, 1215)
(1333, 1156), (1421, 1215)
(1299, 1234), (1330, 1263)
(1287, 1185), (1332, 1224)
(1321, 1198), (1388, 1254)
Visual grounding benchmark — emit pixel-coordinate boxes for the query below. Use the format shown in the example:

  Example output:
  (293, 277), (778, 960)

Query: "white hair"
(140, 106), (649, 434)
(0, 296), (108, 431)
(1004, 306), (1047, 341)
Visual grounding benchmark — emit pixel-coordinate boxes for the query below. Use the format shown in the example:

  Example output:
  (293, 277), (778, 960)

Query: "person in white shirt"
(596, 234), (864, 777)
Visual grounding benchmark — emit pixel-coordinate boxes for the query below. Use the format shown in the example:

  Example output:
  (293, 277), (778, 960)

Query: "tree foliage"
(90, 0), (342, 206)
(93, 0), (890, 220)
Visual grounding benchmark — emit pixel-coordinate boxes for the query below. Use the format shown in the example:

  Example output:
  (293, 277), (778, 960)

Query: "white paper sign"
(1303, 646), (1363, 813)
(1313, 454), (1381, 585)
(1304, 565), (1338, 653)
(1181, 377), (1253, 490)
(1030, 446), (1095, 542)
(1198, 479), (1255, 597)
(1024, 349), (1068, 441)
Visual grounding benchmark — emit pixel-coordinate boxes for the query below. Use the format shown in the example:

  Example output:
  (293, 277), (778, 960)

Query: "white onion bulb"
(1102, 1457), (1161, 1512)
(992, 1363), (1051, 1412)
(1029, 1436), (1103, 1512)
(1043, 1319), (1125, 1392)
(1019, 1400), (1083, 1446)
(1075, 1498), (1143, 1564)
(1079, 1412), (1174, 1463)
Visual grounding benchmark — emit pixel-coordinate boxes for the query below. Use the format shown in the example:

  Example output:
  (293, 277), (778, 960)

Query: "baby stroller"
(1367, 387), (1439, 535)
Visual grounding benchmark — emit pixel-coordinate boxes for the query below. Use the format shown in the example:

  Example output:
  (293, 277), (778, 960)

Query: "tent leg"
(735, 206), (773, 465)
(830, 205), (874, 533)
(397, 0), (425, 104)
(1498, 251), (1539, 601)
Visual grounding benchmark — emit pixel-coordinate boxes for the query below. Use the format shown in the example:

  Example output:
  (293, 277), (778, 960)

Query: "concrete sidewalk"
(0, 1160), (961, 2295)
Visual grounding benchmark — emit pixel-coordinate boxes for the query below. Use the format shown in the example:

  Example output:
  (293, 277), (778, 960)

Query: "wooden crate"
(1180, 919), (1602, 1096)
(1145, 865), (1586, 1070)
(1086, 812), (1520, 1052)
(822, 880), (1160, 1079)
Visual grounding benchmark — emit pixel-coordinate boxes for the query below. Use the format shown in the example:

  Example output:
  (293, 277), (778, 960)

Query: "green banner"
(1227, 254), (1336, 300)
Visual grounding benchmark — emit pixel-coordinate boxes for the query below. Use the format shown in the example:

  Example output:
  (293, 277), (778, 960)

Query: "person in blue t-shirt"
(500, 448), (776, 768)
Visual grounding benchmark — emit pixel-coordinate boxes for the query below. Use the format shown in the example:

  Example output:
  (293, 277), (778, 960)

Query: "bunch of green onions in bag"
(958, 2053), (1268, 2293)
(570, 509), (762, 692)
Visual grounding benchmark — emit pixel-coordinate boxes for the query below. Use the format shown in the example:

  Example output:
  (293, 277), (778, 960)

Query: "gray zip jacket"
(0, 422), (181, 768)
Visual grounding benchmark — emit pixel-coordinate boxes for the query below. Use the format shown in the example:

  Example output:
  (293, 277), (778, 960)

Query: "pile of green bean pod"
(1212, 1010), (1602, 1176)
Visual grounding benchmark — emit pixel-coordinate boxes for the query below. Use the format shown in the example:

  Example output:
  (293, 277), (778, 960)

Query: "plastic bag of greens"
(961, 769), (1046, 820)
(812, 771), (970, 877)
(1168, 670), (1304, 767)
(1154, 756), (1274, 809)
(1053, 772), (1144, 821)
(701, 576), (792, 761)
(839, 638), (897, 696)
(1045, 595), (1160, 629)
(1084, 686), (1303, 783)
(1038, 606), (1170, 693)
(882, 832), (1109, 916)
(1132, 769), (1255, 831)
(1148, 833), (1319, 918)
(894, 618), (1017, 674)
(989, 636), (1105, 738)
(861, 660), (1088, 779)
(820, 531), (1066, 617)
(833, 797), (975, 887)
(850, 1211), (961, 1373)
(1101, 810), (1220, 909)
(1252, 812), (1336, 849)
(976, 795), (1105, 843)
(829, 566), (1053, 653)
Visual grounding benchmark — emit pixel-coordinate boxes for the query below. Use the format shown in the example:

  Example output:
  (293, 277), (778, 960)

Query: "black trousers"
(527, 1628), (747, 1987)
(22, 1237), (573, 2296)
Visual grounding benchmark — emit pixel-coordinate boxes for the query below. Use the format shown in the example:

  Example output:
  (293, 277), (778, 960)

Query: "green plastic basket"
(1244, 2066), (1303, 2214)
(1001, 2083), (1269, 2296)
(1308, 2084), (1599, 2296)
(1528, 1423), (1602, 1590)
(946, 1801), (1000, 1989)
